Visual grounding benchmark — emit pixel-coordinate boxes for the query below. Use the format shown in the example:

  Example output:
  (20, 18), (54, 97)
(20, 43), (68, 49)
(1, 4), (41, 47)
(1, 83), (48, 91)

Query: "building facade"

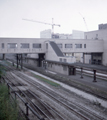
(85, 23), (107, 65)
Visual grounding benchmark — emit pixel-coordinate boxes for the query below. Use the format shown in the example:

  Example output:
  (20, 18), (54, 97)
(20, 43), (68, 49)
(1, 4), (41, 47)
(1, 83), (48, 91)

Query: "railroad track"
(1, 62), (106, 120)
(24, 90), (65, 120)
(12, 70), (106, 120)
(3, 70), (65, 120)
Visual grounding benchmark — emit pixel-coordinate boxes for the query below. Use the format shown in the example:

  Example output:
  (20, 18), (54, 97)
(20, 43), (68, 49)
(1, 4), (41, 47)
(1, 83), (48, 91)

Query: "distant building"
(40, 29), (51, 38)
(40, 29), (84, 39)
(99, 23), (107, 30)
(52, 33), (72, 39)
(72, 30), (84, 39)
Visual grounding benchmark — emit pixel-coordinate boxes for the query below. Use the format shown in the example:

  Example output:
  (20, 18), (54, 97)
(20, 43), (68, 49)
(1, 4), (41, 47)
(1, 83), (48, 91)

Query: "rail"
(2, 79), (45, 120)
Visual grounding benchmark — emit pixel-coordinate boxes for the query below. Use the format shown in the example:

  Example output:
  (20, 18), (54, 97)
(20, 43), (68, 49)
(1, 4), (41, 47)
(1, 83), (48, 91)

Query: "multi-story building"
(84, 23), (107, 65)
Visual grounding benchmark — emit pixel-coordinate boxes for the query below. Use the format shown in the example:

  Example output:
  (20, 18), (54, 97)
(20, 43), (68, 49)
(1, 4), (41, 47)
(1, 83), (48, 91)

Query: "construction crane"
(22, 18), (60, 34)
(79, 12), (88, 31)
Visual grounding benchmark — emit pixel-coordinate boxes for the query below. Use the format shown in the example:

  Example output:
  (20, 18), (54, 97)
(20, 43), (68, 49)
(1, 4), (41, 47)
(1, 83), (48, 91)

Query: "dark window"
(8, 43), (17, 49)
(84, 44), (86, 48)
(21, 43), (29, 48)
(33, 43), (41, 48)
(75, 44), (82, 48)
(57, 44), (62, 48)
(59, 58), (62, 62)
(64, 59), (66, 62)
(2, 43), (4, 48)
(65, 44), (72, 48)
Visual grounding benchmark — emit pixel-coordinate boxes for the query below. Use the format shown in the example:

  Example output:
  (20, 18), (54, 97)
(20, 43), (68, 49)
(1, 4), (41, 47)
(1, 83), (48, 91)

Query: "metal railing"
(1, 77), (45, 120)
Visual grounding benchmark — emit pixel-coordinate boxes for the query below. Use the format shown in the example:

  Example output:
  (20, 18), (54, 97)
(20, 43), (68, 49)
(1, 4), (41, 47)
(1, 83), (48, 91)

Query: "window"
(75, 44), (82, 48)
(95, 34), (98, 39)
(59, 58), (62, 62)
(46, 43), (48, 49)
(8, 43), (17, 49)
(65, 44), (72, 48)
(86, 35), (87, 39)
(2, 43), (4, 48)
(20, 43), (29, 48)
(57, 44), (62, 48)
(84, 44), (86, 48)
(33, 43), (41, 48)
(64, 59), (66, 62)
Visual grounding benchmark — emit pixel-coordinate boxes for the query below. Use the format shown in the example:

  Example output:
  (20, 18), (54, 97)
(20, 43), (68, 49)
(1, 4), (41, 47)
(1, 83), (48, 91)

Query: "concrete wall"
(24, 58), (38, 66)
(0, 38), (103, 54)
(47, 62), (69, 75)
(0, 37), (105, 64)
(45, 42), (60, 61)
(0, 38), (46, 54)
(54, 39), (103, 53)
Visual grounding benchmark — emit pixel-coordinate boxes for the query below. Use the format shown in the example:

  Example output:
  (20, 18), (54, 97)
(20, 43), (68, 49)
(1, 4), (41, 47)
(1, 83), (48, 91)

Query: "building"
(40, 29), (52, 38)
(0, 23), (107, 75)
(40, 29), (84, 62)
(84, 23), (107, 65)
(40, 29), (84, 40)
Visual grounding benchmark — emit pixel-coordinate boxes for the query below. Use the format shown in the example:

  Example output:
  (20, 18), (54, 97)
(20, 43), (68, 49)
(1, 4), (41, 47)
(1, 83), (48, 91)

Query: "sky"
(0, 0), (107, 38)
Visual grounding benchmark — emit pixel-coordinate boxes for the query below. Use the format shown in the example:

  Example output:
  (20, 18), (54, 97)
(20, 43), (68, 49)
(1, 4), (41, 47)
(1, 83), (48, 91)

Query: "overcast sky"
(0, 0), (107, 38)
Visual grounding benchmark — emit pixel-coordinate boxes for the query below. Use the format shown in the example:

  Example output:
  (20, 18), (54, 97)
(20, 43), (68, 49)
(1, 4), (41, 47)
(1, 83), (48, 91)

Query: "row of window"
(57, 44), (86, 48)
(1, 43), (41, 49)
(1, 43), (86, 49)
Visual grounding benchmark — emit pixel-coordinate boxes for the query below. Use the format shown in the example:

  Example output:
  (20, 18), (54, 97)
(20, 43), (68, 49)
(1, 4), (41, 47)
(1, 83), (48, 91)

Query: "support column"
(16, 54), (19, 69)
(16, 54), (23, 69)
(83, 53), (85, 64)
(80, 68), (83, 78)
(93, 70), (97, 82)
(3, 54), (5, 60)
(21, 54), (23, 69)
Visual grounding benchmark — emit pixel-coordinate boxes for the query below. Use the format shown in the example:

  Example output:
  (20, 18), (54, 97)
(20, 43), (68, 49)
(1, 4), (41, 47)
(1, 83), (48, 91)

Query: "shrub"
(0, 84), (18, 120)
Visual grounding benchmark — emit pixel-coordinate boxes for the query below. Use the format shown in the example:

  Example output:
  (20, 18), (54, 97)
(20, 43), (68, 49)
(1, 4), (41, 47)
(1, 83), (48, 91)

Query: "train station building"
(0, 23), (107, 75)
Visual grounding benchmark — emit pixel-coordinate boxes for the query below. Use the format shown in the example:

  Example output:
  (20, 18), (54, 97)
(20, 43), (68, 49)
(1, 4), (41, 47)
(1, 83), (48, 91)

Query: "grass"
(32, 73), (60, 87)
(0, 84), (18, 120)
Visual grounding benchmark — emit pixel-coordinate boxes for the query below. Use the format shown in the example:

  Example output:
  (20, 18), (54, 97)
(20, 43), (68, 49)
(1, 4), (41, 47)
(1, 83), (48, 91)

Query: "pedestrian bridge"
(0, 38), (104, 54)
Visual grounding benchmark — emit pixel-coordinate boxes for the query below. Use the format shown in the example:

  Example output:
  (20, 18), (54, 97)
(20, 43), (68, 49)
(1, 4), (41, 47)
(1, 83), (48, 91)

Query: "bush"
(0, 64), (6, 78)
(0, 84), (18, 120)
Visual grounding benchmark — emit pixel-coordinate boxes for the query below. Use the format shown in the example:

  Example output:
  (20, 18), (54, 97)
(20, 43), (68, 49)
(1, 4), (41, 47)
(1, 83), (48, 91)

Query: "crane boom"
(79, 12), (88, 31)
(22, 18), (60, 33)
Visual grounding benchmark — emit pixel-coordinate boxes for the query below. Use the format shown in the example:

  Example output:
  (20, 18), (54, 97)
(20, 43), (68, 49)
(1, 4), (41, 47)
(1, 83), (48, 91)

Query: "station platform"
(23, 62), (107, 100)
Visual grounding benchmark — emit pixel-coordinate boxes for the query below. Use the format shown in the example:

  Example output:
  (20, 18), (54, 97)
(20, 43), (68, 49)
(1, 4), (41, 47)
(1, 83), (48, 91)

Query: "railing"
(1, 77), (45, 120)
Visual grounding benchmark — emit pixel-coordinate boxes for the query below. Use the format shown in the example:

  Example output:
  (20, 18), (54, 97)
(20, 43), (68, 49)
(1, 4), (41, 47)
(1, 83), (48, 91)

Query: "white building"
(40, 29), (84, 62)
(40, 29), (51, 38)
(40, 29), (84, 40)
(72, 30), (84, 39)
(84, 23), (107, 65)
